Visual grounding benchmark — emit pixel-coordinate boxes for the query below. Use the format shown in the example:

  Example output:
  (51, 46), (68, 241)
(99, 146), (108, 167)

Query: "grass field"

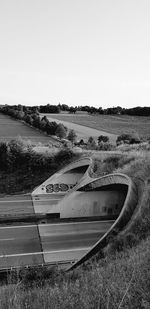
(42, 113), (150, 140)
(0, 114), (59, 145)
(42, 113), (117, 144)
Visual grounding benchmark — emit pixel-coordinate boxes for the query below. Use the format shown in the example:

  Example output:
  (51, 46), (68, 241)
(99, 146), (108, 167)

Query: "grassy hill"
(42, 113), (150, 140)
(0, 142), (149, 308)
(0, 113), (60, 145)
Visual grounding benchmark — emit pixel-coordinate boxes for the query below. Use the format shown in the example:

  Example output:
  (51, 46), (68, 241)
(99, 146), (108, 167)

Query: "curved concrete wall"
(31, 157), (92, 214)
(59, 188), (126, 218)
(68, 173), (138, 270)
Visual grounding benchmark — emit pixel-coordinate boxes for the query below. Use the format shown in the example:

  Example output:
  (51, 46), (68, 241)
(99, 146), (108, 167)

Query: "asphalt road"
(0, 221), (114, 269)
(32, 193), (66, 214)
(0, 195), (34, 217)
(0, 194), (65, 217)
(0, 225), (43, 269)
(39, 221), (114, 263)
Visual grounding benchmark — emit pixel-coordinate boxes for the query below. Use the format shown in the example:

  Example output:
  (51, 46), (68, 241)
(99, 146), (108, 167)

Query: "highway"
(0, 221), (114, 269)
(0, 194), (65, 217)
(0, 195), (34, 217)
(0, 225), (43, 269)
(39, 221), (114, 263)
(32, 193), (66, 214)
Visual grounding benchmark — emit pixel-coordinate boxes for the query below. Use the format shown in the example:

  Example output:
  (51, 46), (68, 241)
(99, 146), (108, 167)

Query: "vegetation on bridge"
(0, 138), (149, 308)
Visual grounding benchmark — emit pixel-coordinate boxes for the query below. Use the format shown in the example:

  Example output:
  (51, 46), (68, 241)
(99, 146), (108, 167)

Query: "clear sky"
(0, 0), (150, 108)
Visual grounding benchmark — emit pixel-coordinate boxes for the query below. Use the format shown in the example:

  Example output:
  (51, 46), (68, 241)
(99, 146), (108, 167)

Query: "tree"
(98, 142), (113, 151)
(67, 129), (77, 144)
(16, 110), (25, 120)
(8, 139), (24, 169)
(87, 136), (97, 150)
(89, 107), (97, 114)
(69, 106), (77, 113)
(32, 114), (41, 129)
(0, 142), (8, 170)
(40, 116), (49, 131)
(88, 136), (95, 144)
(45, 121), (58, 135)
(79, 139), (85, 146)
(39, 104), (60, 113)
(116, 133), (141, 145)
(98, 135), (109, 144)
(55, 123), (67, 139)
(24, 114), (33, 125)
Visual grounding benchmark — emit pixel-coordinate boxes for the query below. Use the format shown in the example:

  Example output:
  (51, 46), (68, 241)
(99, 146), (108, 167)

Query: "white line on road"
(39, 220), (114, 227)
(0, 200), (32, 203)
(0, 238), (15, 241)
(33, 199), (61, 201)
(0, 220), (114, 229)
(0, 247), (90, 258)
(0, 198), (62, 203)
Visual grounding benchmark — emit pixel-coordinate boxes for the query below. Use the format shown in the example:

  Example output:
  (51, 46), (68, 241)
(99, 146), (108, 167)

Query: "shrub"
(98, 141), (114, 151)
(116, 133), (141, 145)
(98, 135), (109, 143)
(87, 137), (97, 150)
(55, 123), (67, 139)
(8, 139), (25, 169)
(79, 139), (86, 145)
(45, 121), (58, 135)
(67, 129), (77, 144)
(54, 148), (75, 166)
(0, 142), (9, 170)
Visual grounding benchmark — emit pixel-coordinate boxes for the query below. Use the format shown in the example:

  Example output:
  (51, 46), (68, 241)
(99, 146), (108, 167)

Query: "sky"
(0, 0), (150, 108)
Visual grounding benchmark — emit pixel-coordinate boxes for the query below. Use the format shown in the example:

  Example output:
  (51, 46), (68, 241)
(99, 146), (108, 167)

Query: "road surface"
(0, 195), (34, 217)
(0, 194), (66, 217)
(0, 224), (43, 269)
(0, 221), (114, 269)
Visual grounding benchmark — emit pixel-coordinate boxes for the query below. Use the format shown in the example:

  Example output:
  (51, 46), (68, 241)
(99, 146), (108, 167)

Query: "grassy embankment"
(0, 141), (150, 308)
(42, 112), (150, 140)
(0, 140), (77, 195)
(0, 113), (60, 146)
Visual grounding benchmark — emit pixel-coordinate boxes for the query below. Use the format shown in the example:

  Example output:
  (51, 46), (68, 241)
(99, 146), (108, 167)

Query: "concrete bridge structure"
(0, 157), (138, 271)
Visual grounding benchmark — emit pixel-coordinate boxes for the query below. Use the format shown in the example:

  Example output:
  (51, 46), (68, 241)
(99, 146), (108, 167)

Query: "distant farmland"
(0, 113), (59, 145)
(42, 113), (117, 144)
(42, 113), (150, 140)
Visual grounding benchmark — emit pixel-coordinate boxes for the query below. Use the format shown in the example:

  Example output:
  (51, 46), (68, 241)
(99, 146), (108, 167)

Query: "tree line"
(0, 105), (77, 142)
(39, 104), (150, 116)
(1, 103), (150, 116)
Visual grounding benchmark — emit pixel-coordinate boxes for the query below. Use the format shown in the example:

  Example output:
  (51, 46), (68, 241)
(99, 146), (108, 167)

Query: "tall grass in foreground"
(0, 236), (150, 308)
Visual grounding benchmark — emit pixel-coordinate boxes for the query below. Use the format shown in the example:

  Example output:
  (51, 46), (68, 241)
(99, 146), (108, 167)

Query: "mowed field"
(41, 113), (117, 144)
(0, 113), (59, 144)
(42, 112), (150, 140)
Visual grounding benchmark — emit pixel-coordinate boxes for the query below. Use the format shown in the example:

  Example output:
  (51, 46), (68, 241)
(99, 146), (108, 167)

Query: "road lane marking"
(0, 198), (61, 203)
(0, 226), (37, 230)
(0, 200), (32, 203)
(39, 220), (114, 227)
(33, 198), (61, 201)
(0, 220), (114, 229)
(40, 230), (106, 237)
(0, 247), (90, 258)
(0, 238), (15, 241)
